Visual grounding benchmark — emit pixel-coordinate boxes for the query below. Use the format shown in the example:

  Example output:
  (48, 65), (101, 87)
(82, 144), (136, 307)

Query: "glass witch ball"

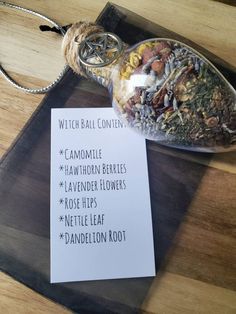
(63, 22), (236, 153)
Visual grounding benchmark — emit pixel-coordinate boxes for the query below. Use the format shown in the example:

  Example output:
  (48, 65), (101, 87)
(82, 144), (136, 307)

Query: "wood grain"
(142, 272), (236, 314)
(0, 272), (71, 314)
(0, 73), (44, 157)
(0, 0), (236, 313)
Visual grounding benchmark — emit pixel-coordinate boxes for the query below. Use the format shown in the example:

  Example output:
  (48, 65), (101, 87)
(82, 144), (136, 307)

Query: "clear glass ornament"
(77, 32), (236, 152)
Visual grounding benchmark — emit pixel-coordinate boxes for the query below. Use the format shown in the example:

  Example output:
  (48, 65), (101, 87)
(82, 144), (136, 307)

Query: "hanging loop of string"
(0, 1), (69, 94)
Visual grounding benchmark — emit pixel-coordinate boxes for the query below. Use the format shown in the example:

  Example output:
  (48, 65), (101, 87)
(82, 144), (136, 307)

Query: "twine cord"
(61, 22), (104, 76)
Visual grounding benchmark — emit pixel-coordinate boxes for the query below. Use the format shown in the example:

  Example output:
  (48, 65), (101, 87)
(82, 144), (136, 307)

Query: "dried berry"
(133, 88), (142, 103)
(154, 42), (171, 54)
(151, 60), (164, 75)
(142, 48), (156, 64)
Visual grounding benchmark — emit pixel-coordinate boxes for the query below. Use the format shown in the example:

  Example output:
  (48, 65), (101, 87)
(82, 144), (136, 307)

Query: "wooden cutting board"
(0, 1), (235, 313)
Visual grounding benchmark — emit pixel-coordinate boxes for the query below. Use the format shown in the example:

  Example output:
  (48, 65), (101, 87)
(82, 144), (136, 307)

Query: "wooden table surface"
(0, 0), (236, 313)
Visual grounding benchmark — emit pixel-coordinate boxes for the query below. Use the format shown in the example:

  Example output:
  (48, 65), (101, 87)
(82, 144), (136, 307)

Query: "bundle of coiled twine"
(61, 22), (104, 76)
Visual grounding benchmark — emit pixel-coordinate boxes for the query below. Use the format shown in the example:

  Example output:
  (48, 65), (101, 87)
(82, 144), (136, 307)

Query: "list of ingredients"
(50, 108), (155, 283)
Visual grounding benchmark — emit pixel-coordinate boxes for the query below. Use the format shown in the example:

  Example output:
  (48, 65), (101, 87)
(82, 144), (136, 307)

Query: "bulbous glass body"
(82, 37), (236, 152)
